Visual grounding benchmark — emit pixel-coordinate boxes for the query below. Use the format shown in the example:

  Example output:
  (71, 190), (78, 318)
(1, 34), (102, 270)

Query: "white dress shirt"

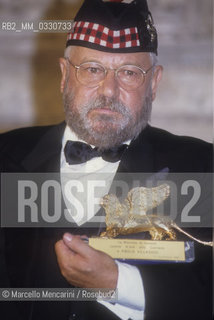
(60, 126), (145, 320)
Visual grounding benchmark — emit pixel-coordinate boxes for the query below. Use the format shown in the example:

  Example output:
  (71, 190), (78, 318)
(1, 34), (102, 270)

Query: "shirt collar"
(62, 125), (131, 149)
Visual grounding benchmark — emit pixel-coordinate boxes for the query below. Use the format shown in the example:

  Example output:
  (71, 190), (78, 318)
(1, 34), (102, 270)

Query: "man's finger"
(55, 239), (75, 258)
(63, 233), (91, 257)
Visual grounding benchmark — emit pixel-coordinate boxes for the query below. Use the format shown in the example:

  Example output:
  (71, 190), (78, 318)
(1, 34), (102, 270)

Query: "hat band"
(67, 21), (140, 49)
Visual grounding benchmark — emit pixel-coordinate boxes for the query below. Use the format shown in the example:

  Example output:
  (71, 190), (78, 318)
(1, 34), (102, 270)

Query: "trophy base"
(89, 238), (195, 264)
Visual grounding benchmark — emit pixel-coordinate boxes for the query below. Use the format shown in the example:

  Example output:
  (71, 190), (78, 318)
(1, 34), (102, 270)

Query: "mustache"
(84, 96), (130, 115)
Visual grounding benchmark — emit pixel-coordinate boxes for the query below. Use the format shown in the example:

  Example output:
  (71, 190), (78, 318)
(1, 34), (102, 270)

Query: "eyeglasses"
(66, 58), (153, 91)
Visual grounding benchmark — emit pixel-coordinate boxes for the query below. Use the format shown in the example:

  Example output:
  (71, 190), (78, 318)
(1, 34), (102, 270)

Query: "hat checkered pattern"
(67, 21), (140, 49)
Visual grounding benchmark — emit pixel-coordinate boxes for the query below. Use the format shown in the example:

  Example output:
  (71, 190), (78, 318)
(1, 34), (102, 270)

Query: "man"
(0, 1), (212, 320)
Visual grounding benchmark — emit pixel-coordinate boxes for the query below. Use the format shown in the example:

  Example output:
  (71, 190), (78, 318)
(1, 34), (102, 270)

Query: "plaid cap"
(66, 0), (158, 54)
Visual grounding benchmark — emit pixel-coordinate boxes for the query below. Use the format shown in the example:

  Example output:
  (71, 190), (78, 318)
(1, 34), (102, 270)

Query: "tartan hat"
(66, 0), (158, 54)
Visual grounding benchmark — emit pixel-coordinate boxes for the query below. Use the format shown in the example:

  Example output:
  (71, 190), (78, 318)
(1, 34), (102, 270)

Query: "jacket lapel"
(21, 122), (65, 173)
(118, 125), (155, 173)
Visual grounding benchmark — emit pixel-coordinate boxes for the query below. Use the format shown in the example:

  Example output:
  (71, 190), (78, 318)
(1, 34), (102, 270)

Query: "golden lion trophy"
(100, 184), (213, 246)
(89, 184), (212, 263)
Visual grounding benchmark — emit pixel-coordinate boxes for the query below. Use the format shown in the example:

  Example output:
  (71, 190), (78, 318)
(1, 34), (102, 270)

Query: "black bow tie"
(64, 141), (128, 165)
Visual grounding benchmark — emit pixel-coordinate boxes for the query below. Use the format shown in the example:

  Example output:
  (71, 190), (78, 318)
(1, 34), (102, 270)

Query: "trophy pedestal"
(89, 238), (195, 264)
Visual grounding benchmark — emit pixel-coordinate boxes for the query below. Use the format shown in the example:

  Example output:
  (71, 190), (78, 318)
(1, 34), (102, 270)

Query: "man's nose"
(97, 70), (119, 98)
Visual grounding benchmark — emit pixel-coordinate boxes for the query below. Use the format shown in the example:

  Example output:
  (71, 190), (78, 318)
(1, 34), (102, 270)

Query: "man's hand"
(55, 233), (118, 288)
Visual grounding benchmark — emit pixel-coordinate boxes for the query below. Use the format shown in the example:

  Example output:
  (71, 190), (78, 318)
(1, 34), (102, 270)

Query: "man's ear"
(151, 65), (163, 101)
(59, 57), (67, 93)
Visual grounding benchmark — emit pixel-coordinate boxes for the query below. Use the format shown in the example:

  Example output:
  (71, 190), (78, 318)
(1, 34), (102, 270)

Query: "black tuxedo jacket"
(0, 123), (213, 320)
